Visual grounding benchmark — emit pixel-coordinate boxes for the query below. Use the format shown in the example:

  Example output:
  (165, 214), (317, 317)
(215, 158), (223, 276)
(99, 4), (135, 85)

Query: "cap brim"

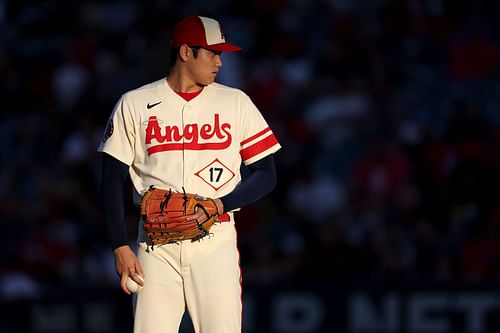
(204, 42), (242, 52)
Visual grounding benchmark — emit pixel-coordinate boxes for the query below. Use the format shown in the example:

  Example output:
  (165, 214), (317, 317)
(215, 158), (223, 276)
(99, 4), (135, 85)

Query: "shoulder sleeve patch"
(102, 118), (114, 143)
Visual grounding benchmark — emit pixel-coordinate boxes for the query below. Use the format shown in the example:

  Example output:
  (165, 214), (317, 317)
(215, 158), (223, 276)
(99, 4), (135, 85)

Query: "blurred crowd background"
(1, 0), (500, 318)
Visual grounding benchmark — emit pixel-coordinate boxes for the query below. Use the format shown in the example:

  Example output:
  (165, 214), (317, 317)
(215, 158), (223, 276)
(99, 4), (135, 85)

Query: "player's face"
(187, 47), (223, 86)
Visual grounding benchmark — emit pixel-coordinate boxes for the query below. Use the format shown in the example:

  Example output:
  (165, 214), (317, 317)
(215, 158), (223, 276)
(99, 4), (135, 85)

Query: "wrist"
(213, 198), (224, 215)
(113, 244), (131, 255)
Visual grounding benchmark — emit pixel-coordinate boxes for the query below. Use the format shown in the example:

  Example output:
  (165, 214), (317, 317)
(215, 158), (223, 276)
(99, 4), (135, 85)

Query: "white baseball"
(126, 275), (144, 293)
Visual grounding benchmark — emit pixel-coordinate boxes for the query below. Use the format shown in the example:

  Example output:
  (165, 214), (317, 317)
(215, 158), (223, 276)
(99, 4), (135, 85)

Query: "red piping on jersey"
(235, 223), (244, 333)
(241, 127), (272, 146)
(240, 134), (279, 161)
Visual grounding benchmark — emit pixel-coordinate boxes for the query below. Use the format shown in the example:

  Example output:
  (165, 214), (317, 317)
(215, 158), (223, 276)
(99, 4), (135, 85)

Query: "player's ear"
(179, 44), (191, 61)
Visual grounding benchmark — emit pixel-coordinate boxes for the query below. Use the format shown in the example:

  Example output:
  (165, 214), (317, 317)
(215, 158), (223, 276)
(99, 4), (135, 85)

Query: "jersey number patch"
(195, 158), (235, 191)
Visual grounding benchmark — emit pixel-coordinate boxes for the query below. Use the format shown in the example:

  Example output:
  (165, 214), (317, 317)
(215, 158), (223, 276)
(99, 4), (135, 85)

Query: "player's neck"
(166, 72), (203, 93)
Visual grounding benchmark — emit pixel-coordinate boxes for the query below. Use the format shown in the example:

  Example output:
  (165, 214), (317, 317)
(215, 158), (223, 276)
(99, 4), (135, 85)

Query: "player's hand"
(184, 198), (224, 224)
(113, 245), (144, 295)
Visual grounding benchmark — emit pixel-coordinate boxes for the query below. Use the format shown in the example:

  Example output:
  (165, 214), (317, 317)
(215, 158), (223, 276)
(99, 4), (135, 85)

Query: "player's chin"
(208, 72), (218, 83)
(198, 73), (217, 86)
(202, 78), (216, 85)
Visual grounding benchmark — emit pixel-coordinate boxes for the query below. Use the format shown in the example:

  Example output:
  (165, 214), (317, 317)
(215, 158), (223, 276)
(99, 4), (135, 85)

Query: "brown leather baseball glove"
(140, 186), (222, 246)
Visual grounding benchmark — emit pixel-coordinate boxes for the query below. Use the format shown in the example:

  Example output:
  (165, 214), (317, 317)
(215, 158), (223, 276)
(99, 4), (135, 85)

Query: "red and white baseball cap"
(171, 15), (242, 52)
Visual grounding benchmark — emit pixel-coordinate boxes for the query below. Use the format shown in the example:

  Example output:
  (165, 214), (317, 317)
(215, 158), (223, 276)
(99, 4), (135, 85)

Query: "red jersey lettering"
(145, 114), (232, 154)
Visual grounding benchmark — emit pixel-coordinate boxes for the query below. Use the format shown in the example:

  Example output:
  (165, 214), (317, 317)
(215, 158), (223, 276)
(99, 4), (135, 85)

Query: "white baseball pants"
(133, 219), (242, 333)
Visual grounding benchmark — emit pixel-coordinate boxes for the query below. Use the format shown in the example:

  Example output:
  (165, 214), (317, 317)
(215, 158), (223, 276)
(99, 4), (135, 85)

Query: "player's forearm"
(220, 154), (277, 211)
(100, 153), (130, 250)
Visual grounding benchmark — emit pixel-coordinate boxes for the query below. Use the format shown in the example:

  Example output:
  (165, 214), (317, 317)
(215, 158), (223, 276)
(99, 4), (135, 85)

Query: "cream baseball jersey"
(98, 78), (281, 203)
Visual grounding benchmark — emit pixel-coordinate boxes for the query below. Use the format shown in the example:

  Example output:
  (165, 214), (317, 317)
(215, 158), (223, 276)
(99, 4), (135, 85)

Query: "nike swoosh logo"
(147, 101), (162, 109)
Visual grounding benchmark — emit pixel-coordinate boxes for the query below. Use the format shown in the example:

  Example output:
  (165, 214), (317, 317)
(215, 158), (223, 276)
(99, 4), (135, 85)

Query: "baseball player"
(98, 15), (281, 333)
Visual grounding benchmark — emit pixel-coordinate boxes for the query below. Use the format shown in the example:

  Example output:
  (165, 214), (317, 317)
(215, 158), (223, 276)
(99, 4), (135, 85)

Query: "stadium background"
(1, 0), (500, 332)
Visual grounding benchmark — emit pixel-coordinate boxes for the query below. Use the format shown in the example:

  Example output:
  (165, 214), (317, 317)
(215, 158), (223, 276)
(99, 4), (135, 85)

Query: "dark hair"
(190, 46), (201, 56)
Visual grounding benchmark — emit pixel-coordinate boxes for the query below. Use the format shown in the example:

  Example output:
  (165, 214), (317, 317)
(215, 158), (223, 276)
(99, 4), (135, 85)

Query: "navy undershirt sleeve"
(220, 154), (277, 212)
(100, 153), (130, 250)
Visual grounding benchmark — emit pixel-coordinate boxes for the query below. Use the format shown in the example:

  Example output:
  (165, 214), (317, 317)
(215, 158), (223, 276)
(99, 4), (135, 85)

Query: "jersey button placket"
(181, 104), (192, 188)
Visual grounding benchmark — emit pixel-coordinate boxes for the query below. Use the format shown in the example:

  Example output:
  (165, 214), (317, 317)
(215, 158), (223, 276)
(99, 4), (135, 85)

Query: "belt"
(218, 213), (230, 222)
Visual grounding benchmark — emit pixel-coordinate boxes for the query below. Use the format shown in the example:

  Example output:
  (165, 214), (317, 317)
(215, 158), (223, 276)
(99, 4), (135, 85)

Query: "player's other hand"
(113, 245), (145, 295)
(184, 198), (224, 224)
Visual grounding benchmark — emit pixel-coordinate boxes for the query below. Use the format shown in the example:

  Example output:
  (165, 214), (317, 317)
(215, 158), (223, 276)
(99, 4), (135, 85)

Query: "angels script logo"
(145, 114), (232, 154)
